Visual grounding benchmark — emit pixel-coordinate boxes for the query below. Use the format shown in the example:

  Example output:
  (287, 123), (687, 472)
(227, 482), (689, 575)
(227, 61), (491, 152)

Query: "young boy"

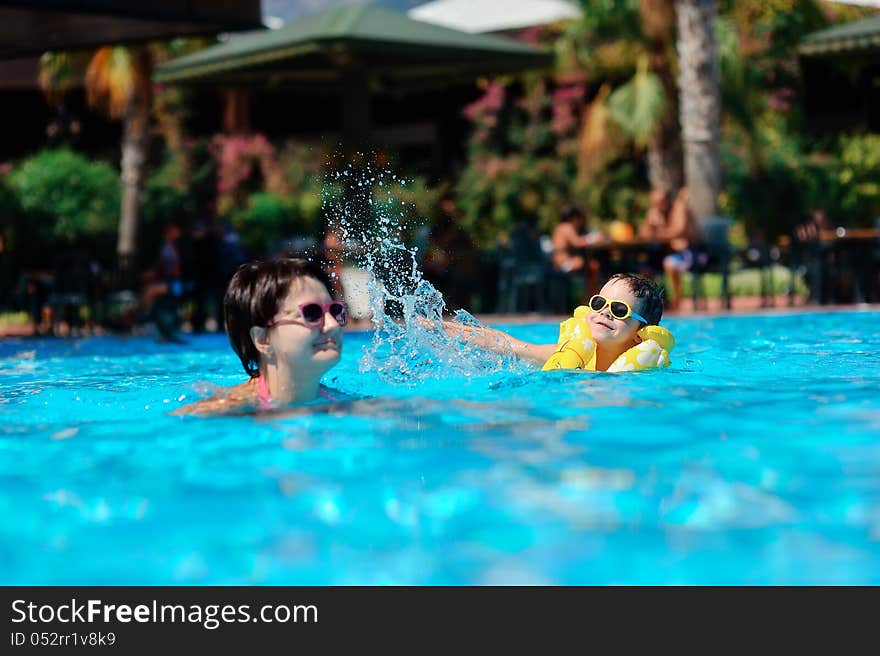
(441, 273), (674, 372)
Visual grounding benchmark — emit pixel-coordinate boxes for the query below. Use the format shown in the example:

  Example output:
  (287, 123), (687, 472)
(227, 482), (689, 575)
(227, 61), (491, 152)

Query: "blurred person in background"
(189, 215), (223, 332)
(638, 188), (672, 280)
(662, 187), (702, 310)
(793, 208), (833, 304)
(322, 223), (346, 299)
(0, 229), (12, 311)
(218, 219), (249, 288)
(639, 188), (671, 241)
(140, 222), (184, 341)
(551, 204), (604, 295)
(422, 192), (480, 311)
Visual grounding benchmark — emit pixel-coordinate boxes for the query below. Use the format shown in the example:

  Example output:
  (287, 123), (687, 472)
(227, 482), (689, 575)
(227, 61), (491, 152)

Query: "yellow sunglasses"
(588, 294), (648, 324)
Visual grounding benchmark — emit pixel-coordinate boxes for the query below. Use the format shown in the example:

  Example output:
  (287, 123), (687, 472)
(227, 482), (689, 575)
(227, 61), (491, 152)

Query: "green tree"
(569, 0), (681, 192)
(38, 38), (210, 271)
(8, 148), (120, 255)
(40, 46), (153, 270)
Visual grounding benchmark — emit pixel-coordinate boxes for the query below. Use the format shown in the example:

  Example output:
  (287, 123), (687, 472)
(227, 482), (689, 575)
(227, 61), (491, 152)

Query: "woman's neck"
(259, 363), (321, 404)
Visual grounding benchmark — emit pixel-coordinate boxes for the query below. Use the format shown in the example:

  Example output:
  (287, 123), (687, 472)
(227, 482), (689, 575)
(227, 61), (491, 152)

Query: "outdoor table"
(788, 228), (880, 305)
(567, 239), (672, 300)
(578, 238), (671, 274)
(576, 236), (738, 310)
(818, 228), (880, 304)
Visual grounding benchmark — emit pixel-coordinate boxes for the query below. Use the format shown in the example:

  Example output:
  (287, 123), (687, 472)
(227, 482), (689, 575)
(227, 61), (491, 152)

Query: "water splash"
(322, 159), (521, 385)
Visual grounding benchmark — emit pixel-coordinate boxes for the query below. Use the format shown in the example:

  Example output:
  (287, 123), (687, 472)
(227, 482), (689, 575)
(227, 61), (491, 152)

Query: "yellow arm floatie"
(541, 306), (596, 371)
(541, 338), (595, 370)
(542, 306), (675, 372)
(606, 325), (674, 372)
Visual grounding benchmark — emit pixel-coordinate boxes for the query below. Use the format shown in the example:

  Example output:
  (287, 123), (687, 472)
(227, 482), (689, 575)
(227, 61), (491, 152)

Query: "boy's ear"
(249, 326), (272, 356)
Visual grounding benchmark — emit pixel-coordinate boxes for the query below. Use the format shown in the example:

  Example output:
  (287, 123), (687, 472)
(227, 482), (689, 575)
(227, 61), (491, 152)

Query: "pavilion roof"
(800, 14), (880, 56)
(154, 3), (552, 88)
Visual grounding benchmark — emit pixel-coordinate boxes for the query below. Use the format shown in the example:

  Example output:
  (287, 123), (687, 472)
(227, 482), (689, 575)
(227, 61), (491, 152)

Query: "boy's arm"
(440, 321), (558, 365)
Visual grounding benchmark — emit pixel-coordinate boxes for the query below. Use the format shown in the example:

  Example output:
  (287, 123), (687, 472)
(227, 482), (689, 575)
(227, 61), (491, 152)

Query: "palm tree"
(40, 45), (153, 273)
(674, 0), (722, 222)
(639, 0), (682, 193)
(571, 0), (682, 193)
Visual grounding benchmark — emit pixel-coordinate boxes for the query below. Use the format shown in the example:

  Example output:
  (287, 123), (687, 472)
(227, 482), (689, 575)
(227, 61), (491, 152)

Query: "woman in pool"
(439, 273), (673, 372)
(175, 258), (347, 415)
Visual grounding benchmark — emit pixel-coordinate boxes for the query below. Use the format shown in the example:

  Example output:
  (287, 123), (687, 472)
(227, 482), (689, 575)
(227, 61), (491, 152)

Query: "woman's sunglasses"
(588, 294), (648, 324)
(268, 301), (348, 328)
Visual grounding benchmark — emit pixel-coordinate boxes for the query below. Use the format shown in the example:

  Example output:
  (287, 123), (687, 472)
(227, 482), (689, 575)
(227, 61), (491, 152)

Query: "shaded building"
(799, 14), (880, 133)
(155, 4), (553, 176)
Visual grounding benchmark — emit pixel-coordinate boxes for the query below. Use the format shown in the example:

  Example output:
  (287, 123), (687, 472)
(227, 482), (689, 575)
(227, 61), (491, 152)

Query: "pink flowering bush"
(455, 70), (598, 246)
(212, 134), (287, 216)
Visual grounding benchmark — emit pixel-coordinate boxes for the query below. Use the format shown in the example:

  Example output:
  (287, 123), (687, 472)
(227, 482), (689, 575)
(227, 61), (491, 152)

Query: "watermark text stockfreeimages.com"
(11, 598), (318, 630)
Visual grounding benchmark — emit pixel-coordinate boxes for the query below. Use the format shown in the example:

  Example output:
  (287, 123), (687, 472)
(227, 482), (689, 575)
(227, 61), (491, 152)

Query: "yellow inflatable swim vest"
(541, 305), (675, 372)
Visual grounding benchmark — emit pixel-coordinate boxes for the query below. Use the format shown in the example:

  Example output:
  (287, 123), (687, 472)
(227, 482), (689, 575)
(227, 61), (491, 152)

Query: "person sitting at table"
(638, 188), (671, 241)
(139, 222), (186, 341)
(551, 205), (605, 294)
(794, 207), (830, 242)
(662, 187), (703, 310)
(793, 208), (833, 304)
(637, 188), (671, 279)
(422, 192), (481, 311)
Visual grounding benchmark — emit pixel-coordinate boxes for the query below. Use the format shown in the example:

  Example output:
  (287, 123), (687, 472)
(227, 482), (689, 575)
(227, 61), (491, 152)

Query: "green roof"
(155, 3), (552, 85)
(799, 15), (880, 56)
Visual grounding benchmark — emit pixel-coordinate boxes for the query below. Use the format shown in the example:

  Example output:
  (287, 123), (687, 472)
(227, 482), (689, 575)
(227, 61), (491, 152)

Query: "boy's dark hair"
(224, 258), (334, 377)
(608, 273), (664, 325)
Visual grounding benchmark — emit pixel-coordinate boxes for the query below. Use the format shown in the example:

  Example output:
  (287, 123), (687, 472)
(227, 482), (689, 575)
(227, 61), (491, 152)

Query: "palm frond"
(85, 47), (135, 119)
(38, 51), (89, 105)
(606, 55), (666, 148)
(577, 84), (623, 183)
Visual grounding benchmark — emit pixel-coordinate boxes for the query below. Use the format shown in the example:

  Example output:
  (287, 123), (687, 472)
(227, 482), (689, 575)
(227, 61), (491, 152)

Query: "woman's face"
(265, 277), (343, 379)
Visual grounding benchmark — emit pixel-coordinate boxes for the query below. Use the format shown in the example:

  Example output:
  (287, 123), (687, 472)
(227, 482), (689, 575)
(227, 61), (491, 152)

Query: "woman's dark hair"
(224, 258), (334, 377)
(559, 204), (586, 223)
(607, 273), (665, 325)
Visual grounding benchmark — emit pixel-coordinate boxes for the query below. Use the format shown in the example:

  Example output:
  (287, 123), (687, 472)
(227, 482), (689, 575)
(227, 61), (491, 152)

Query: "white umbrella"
(409, 0), (581, 34)
(825, 0), (880, 6)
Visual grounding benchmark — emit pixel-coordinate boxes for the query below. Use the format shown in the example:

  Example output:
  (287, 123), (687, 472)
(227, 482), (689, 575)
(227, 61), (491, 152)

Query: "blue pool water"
(1, 310), (879, 584)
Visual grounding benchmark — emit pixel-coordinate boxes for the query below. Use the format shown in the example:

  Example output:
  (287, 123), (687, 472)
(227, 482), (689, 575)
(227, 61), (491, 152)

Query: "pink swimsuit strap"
(319, 387), (340, 402)
(255, 375), (273, 407)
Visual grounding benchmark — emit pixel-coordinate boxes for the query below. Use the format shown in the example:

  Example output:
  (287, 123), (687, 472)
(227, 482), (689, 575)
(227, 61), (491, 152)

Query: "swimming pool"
(1, 310), (879, 584)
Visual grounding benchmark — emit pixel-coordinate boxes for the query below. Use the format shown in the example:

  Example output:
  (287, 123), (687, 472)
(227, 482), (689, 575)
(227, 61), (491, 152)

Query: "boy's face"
(587, 278), (644, 350)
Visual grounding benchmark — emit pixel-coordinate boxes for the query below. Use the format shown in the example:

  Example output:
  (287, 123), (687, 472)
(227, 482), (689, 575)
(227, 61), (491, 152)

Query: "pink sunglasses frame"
(267, 301), (348, 328)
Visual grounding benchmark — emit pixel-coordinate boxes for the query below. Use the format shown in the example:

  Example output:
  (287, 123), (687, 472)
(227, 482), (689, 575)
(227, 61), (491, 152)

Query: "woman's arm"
(440, 321), (558, 366)
(554, 223), (593, 250)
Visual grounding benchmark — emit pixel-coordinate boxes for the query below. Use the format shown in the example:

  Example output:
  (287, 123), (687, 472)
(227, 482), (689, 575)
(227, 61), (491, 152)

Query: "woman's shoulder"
(172, 379), (258, 416)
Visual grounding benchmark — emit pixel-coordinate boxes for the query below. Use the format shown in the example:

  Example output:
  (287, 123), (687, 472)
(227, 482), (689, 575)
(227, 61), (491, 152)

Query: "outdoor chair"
(785, 235), (828, 306)
(47, 252), (99, 336)
(495, 225), (550, 313)
(833, 228), (879, 304)
(739, 235), (782, 308)
(496, 254), (546, 313)
(690, 216), (732, 311)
